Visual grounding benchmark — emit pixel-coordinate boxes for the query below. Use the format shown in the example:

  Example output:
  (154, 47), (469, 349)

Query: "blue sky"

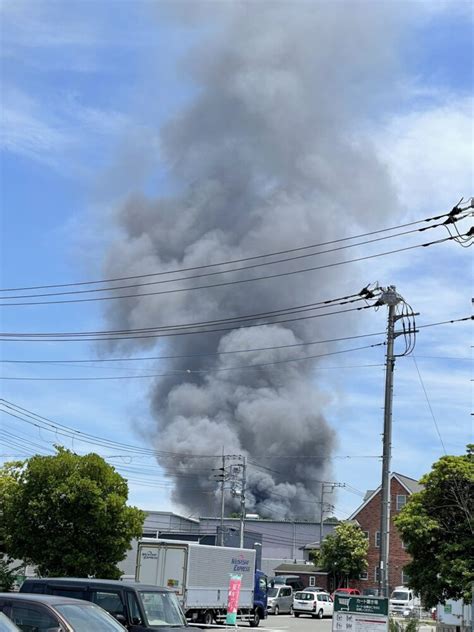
(0, 0), (472, 520)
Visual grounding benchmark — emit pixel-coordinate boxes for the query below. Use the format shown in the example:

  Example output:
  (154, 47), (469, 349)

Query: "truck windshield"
(139, 591), (187, 627)
(391, 591), (409, 601)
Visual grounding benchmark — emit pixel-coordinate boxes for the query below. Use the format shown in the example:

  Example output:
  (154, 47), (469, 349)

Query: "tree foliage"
(314, 522), (368, 587)
(395, 446), (474, 607)
(0, 448), (145, 578)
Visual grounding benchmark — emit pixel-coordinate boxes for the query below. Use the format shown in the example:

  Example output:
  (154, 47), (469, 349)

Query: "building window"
(402, 570), (410, 585)
(375, 567), (381, 582)
(309, 576), (316, 587)
(359, 571), (368, 581)
(396, 495), (407, 511)
(363, 530), (369, 539)
(375, 531), (381, 548)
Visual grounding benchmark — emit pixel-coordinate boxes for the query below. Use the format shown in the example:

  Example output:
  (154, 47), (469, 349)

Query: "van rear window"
(24, 583), (44, 594)
(51, 588), (87, 600)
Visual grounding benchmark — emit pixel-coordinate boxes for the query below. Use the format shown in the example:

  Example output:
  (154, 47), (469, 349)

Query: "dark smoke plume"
(102, 2), (403, 518)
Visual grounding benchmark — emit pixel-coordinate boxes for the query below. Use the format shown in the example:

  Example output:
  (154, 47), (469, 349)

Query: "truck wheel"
(203, 611), (214, 625)
(274, 606), (279, 616)
(317, 609), (324, 619)
(249, 611), (260, 627)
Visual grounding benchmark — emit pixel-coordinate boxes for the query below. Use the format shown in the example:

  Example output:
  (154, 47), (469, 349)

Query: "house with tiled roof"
(348, 472), (423, 594)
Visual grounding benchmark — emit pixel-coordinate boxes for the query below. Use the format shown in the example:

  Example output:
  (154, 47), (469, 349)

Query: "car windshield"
(140, 591), (187, 627)
(267, 588), (278, 598)
(54, 603), (126, 631)
(391, 591), (409, 601)
(294, 593), (314, 601)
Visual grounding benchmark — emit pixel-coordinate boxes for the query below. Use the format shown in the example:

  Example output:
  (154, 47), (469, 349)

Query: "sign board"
(226, 574), (242, 625)
(333, 596), (389, 632)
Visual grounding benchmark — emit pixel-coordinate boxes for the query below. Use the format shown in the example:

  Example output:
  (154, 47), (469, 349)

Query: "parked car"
(293, 591), (334, 619)
(331, 588), (361, 600)
(362, 588), (379, 597)
(267, 586), (293, 615)
(270, 575), (304, 592)
(0, 612), (20, 632)
(0, 593), (126, 632)
(19, 578), (188, 631)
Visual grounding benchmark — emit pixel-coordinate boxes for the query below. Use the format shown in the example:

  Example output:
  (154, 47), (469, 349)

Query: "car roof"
(22, 578), (171, 592)
(0, 593), (92, 606)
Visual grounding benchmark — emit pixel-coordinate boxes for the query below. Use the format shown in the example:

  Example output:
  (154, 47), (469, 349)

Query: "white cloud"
(375, 97), (473, 211)
(0, 86), (141, 171)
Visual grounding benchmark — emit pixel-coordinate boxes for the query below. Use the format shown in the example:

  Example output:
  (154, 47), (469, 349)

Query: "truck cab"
(252, 570), (268, 625)
(389, 586), (419, 616)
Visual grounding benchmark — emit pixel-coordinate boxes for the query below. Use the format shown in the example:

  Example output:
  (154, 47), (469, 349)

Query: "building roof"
(349, 472), (423, 520)
(394, 473), (423, 494)
(201, 517), (324, 525)
(274, 563), (327, 575)
(145, 511), (200, 524)
(298, 541), (321, 551)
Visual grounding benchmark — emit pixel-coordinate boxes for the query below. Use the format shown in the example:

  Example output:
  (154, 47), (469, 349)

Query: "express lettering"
(231, 558), (250, 572)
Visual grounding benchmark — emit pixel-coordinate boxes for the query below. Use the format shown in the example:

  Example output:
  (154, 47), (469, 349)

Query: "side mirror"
(132, 617), (143, 625)
(115, 613), (128, 625)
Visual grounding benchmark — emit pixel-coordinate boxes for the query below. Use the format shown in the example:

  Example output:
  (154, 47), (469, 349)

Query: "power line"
(0, 363), (384, 381)
(0, 209), (461, 293)
(2, 316), (470, 364)
(0, 399), (381, 462)
(0, 220), (463, 301)
(0, 234), (466, 306)
(411, 356), (447, 453)
(0, 303), (374, 341)
(0, 292), (366, 337)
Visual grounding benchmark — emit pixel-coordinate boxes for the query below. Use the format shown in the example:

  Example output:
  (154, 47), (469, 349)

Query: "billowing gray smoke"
(102, 2), (402, 518)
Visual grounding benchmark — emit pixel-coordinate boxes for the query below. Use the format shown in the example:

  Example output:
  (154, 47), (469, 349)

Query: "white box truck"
(135, 539), (267, 626)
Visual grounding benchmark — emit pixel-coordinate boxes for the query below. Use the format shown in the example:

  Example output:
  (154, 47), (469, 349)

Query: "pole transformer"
(378, 285), (401, 598)
(319, 482), (344, 545)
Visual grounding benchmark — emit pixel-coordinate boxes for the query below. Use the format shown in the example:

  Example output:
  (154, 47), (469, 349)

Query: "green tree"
(395, 446), (473, 607)
(0, 448), (145, 578)
(0, 557), (23, 592)
(0, 463), (23, 591)
(313, 522), (368, 588)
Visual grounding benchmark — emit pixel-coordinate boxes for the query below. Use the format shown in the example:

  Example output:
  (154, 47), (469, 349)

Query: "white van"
(293, 591), (333, 619)
(389, 586), (420, 615)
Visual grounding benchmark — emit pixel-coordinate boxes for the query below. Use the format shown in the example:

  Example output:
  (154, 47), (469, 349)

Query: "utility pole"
(319, 482), (344, 545)
(220, 453), (226, 546)
(239, 457), (246, 548)
(378, 286), (401, 598)
(212, 455), (228, 546)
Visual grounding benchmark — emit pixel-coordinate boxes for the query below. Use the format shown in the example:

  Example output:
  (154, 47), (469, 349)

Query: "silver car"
(0, 593), (127, 631)
(267, 585), (293, 615)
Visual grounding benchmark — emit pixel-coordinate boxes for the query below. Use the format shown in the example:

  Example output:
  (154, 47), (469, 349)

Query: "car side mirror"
(132, 616), (143, 625)
(115, 613), (127, 625)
